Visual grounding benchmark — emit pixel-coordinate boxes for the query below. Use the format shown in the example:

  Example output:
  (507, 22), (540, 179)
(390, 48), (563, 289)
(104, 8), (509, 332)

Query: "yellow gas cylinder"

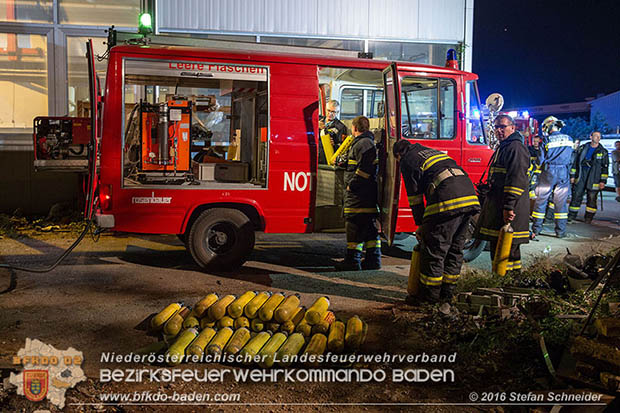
(207, 327), (234, 356)
(251, 317), (265, 332)
(408, 244), (421, 296)
(151, 302), (182, 331)
(312, 311), (335, 335)
(329, 135), (353, 165)
(320, 134), (335, 162)
(304, 333), (328, 365)
(295, 318), (313, 338)
(280, 307), (305, 334)
(200, 317), (216, 329)
(276, 332), (306, 367)
(266, 322), (281, 333)
(208, 295), (236, 321)
(163, 306), (191, 336)
(234, 316), (250, 329)
(244, 291), (271, 319)
(258, 332), (288, 368)
(166, 328), (199, 366)
(193, 293), (219, 318)
(224, 327), (252, 355)
(240, 331), (272, 364)
(327, 320), (345, 353)
(217, 316), (234, 329)
(258, 292), (285, 322)
(182, 315), (200, 329)
(186, 327), (217, 358)
(274, 294), (301, 323)
(345, 315), (364, 350)
(492, 223), (514, 276)
(305, 296), (330, 325)
(228, 291), (257, 319)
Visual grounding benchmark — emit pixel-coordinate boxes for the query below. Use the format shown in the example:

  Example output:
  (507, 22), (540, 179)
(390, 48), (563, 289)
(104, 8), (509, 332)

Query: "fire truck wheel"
(463, 238), (486, 262)
(462, 213), (486, 262)
(188, 208), (255, 271)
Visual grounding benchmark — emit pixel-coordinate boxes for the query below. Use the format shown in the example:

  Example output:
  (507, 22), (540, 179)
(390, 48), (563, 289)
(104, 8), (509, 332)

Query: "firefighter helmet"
(542, 116), (565, 135)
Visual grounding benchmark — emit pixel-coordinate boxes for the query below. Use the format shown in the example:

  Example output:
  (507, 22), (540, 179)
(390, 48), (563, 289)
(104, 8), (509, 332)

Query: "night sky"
(473, 0), (620, 109)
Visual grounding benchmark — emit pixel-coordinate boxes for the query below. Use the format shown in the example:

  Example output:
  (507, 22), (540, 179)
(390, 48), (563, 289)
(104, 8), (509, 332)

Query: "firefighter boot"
(335, 248), (362, 271)
(406, 284), (440, 305)
(361, 239), (381, 270)
(584, 212), (594, 224)
(439, 283), (457, 302)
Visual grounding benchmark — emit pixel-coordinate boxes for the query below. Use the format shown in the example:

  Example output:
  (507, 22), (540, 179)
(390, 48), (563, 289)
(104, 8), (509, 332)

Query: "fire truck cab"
(85, 34), (493, 271)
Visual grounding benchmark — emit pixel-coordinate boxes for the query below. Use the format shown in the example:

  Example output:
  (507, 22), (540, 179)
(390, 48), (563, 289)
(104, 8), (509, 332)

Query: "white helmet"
(542, 116), (565, 135)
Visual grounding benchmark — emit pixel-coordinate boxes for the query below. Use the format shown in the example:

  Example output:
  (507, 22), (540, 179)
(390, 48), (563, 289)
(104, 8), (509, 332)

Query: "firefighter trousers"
(418, 212), (473, 300)
(569, 175), (599, 222)
(344, 214), (381, 268)
(532, 165), (570, 236)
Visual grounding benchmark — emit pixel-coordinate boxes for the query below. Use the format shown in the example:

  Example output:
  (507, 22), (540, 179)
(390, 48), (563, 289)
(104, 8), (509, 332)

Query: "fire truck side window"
(400, 77), (438, 139)
(121, 59), (268, 188)
(464, 80), (485, 145)
(440, 79), (455, 139)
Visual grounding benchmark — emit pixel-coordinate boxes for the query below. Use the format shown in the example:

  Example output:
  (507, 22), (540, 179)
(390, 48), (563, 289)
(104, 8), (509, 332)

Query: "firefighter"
(531, 116), (574, 238)
(568, 131), (609, 223)
(528, 135), (542, 212)
(476, 114), (530, 274)
(393, 140), (480, 303)
(318, 100), (349, 164)
(335, 115), (381, 271)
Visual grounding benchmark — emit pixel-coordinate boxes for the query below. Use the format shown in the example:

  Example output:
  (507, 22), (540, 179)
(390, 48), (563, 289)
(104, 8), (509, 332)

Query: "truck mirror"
(485, 93), (504, 113)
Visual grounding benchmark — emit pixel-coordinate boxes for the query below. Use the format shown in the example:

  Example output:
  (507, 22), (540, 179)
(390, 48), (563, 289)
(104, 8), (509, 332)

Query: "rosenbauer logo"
(132, 192), (172, 205)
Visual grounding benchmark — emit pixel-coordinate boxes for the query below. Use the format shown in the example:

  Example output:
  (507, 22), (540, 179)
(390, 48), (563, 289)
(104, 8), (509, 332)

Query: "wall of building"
(0, 0), (474, 215)
(590, 91), (620, 133)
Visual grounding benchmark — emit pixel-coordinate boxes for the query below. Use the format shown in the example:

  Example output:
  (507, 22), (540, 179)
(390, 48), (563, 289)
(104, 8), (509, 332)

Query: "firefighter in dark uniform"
(476, 115), (530, 273)
(335, 115), (381, 271)
(531, 116), (573, 238)
(319, 100), (349, 164)
(568, 131), (609, 223)
(393, 140), (480, 303)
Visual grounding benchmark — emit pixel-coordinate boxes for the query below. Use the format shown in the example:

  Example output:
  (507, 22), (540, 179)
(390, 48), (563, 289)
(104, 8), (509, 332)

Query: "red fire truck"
(81, 31), (493, 271)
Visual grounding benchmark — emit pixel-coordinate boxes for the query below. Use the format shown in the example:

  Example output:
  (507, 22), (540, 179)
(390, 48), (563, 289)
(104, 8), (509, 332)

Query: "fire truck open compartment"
(314, 67), (385, 231)
(121, 58), (268, 188)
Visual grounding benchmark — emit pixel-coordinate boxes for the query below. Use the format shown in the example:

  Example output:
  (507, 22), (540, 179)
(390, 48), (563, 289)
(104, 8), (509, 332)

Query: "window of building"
(0, 32), (47, 129)
(58, 0), (139, 26)
(122, 59), (269, 188)
(400, 77), (455, 140)
(0, 0), (53, 23)
(260, 36), (363, 52)
(368, 41), (458, 66)
(67, 36), (107, 117)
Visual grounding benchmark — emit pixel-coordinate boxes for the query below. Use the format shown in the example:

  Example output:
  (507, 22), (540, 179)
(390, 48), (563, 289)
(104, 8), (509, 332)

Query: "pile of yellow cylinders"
(146, 291), (368, 367)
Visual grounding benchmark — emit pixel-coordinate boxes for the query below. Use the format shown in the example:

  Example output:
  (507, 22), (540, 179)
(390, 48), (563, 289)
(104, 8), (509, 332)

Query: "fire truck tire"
(188, 208), (255, 271)
(463, 238), (486, 262)
(462, 213), (486, 262)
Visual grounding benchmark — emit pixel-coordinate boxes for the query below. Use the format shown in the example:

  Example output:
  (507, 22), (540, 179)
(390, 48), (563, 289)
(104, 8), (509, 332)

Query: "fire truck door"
(85, 39), (100, 220)
(380, 63), (403, 246)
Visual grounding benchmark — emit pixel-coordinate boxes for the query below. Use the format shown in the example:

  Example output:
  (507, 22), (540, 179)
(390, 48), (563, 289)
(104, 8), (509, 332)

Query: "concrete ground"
(0, 192), (619, 411)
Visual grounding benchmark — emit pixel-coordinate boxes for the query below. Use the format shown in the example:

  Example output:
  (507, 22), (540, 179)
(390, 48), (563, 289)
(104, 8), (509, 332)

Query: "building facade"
(0, 0), (474, 214)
